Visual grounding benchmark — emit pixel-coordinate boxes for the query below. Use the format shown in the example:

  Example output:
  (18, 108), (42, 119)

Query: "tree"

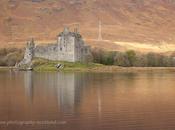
(146, 53), (156, 67)
(114, 52), (130, 67)
(125, 50), (136, 66)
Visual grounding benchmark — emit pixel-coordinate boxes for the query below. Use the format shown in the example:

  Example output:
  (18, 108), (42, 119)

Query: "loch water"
(0, 71), (175, 130)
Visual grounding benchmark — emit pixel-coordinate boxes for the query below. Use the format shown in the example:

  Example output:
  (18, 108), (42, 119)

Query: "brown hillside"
(1, 0), (175, 52)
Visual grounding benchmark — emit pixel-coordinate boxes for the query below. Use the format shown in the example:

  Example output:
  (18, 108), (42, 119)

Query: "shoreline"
(1, 66), (175, 73)
(62, 66), (175, 73)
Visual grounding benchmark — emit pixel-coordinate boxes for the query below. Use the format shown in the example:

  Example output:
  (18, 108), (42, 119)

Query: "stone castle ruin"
(19, 27), (92, 66)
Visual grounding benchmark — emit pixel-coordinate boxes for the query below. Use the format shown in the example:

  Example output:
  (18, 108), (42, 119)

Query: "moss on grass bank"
(32, 58), (103, 72)
(1, 58), (175, 73)
(0, 67), (10, 71)
(32, 59), (175, 73)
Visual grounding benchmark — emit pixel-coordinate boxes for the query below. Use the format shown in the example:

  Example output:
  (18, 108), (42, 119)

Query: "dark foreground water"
(0, 71), (175, 130)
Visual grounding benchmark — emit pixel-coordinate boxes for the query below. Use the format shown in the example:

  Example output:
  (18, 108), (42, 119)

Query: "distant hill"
(1, 0), (175, 52)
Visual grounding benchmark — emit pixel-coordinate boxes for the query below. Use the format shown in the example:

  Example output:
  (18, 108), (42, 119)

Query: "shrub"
(125, 50), (137, 66)
(0, 47), (24, 66)
(114, 52), (130, 67)
(92, 48), (175, 67)
(92, 48), (116, 65)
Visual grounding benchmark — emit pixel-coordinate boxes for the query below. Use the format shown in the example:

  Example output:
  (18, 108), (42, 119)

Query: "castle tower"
(23, 38), (35, 64)
(17, 38), (36, 68)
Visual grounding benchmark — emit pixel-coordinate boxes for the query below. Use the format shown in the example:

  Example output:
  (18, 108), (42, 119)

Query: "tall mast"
(98, 20), (102, 41)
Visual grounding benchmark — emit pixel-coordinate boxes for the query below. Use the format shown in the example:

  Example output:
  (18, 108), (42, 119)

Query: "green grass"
(0, 67), (10, 71)
(32, 58), (103, 72)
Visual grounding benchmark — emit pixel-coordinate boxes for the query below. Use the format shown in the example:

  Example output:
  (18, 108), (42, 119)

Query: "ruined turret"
(18, 38), (35, 68)
(24, 38), (35, 63)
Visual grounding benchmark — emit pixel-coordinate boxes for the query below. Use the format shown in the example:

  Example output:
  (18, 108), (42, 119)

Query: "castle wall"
(34, 44), (58, 61)
(74, 38), (91, 62)
(33, 37), (91, 62)
(34, 36), (76, 62)
(20, 28), (92, 65)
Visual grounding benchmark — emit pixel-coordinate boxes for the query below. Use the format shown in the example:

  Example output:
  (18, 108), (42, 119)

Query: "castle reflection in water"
(23, 72), (95, 113)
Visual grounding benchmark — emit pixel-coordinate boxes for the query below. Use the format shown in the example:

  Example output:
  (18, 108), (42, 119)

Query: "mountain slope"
(1, 0), (175, 52)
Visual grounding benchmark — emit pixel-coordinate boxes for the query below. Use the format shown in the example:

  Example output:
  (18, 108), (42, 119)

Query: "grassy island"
(1, 60), (175, 73)
(30, 58), (103, 72)
(1, 48), (175, 73)
(15, 58), (175, 73)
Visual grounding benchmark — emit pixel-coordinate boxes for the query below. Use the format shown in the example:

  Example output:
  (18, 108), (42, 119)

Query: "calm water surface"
(0, 71), (175, 130)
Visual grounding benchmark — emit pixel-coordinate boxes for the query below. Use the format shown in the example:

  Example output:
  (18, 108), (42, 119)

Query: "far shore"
(1, 66), (175, 73)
